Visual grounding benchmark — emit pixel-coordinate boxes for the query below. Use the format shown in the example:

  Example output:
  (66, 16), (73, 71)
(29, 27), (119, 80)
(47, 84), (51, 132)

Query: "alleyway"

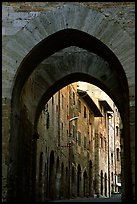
(53, 196), (121, 202)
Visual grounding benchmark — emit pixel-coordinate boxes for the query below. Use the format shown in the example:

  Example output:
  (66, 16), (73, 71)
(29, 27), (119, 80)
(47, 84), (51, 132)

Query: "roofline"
(77, 89), (103, 117)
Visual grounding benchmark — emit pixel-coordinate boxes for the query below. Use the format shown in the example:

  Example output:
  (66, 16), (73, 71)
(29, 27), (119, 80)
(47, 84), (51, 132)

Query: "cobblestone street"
(53, 196), (121, 202)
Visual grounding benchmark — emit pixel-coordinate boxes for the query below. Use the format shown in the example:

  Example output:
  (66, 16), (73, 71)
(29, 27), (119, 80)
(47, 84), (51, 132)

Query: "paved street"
(53, 196), (122, 202)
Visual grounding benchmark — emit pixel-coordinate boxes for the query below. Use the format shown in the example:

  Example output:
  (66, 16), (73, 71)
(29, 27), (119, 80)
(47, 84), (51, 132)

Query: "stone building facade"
(35, 82), (121, 201)
(77, 82), (122, 197)
(93, 101), (122, 198)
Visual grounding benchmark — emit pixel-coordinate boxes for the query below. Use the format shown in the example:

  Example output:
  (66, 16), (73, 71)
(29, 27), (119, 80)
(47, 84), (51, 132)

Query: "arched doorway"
(77, 164), (81, 197)
(55, 157), (60, 199)
(49, 151), (55, 201)
(100, 170), (103, 196)
(8, 28), (132, 202)
(83, 170), (88, 197)
(89, 160), (93, 196)
(104, 173), (107, 197)
(71, 166), (76, 198)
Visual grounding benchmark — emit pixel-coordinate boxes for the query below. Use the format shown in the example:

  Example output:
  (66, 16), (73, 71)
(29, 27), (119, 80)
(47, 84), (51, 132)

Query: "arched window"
(117, 148), (120, 161)
(116, 126), (119, 136)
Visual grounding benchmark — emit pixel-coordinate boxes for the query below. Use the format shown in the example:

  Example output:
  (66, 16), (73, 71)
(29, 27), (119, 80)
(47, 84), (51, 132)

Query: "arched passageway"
(6, 9), (133, 201)
(89, 160), (93, 196)
(77, 164), (82, 197)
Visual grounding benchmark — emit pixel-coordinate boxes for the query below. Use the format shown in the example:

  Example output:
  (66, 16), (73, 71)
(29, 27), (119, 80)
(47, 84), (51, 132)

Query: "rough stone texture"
(2, 2), (135, 100)
(2, 99), (11, 202)
(2, 2), (135, 202)
(36, 83), (121, 201)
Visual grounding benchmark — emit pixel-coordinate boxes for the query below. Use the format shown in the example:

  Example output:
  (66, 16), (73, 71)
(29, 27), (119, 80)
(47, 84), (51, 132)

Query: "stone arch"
(4, 3), (134, 202)
(10, 33), (131, 201)
(4, 3), (134, 98)
(12, 28), (129, 108)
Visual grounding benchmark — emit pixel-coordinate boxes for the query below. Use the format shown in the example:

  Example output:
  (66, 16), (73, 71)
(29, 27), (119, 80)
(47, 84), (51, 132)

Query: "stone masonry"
(2, 2), (135, 202)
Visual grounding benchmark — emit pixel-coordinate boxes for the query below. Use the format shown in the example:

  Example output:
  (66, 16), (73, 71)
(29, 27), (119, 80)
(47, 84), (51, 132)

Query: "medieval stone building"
(35, 82), (121, 201)
(78, 82), (122, 197)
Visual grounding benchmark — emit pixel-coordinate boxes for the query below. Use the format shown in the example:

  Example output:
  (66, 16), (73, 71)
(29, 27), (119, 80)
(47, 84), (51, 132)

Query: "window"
(62, 94), (64, 109)
(105, 140), (107, 151)
(111, 172), (113, 181)
(111, 153), (113, 165)
(61, 122), (63, 138)
(104, 113), (106, 127)
(116, 126), (119, 136)
(89, 112), (92, 124)
(84, 136), (86, 148)
(117, 148), (120, 161)
(73, 125), (76, 141)
(84, 106), (86, 118)
(46, 111), (49, 129)
(73, 92), (75, 105)
(100, 134), (103, 148)
(78, 131), (81, 146)
(67, 105), (69, 116)
(78, 99), (81, 112)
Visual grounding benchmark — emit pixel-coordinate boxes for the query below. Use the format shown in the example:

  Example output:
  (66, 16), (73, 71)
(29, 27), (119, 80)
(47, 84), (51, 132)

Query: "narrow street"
(53, 196), (121, 202)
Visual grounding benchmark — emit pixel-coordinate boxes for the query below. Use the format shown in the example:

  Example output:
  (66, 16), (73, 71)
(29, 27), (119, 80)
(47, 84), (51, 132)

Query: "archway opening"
(36, 80), (123, 201)
(9, 28), (132, 202)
